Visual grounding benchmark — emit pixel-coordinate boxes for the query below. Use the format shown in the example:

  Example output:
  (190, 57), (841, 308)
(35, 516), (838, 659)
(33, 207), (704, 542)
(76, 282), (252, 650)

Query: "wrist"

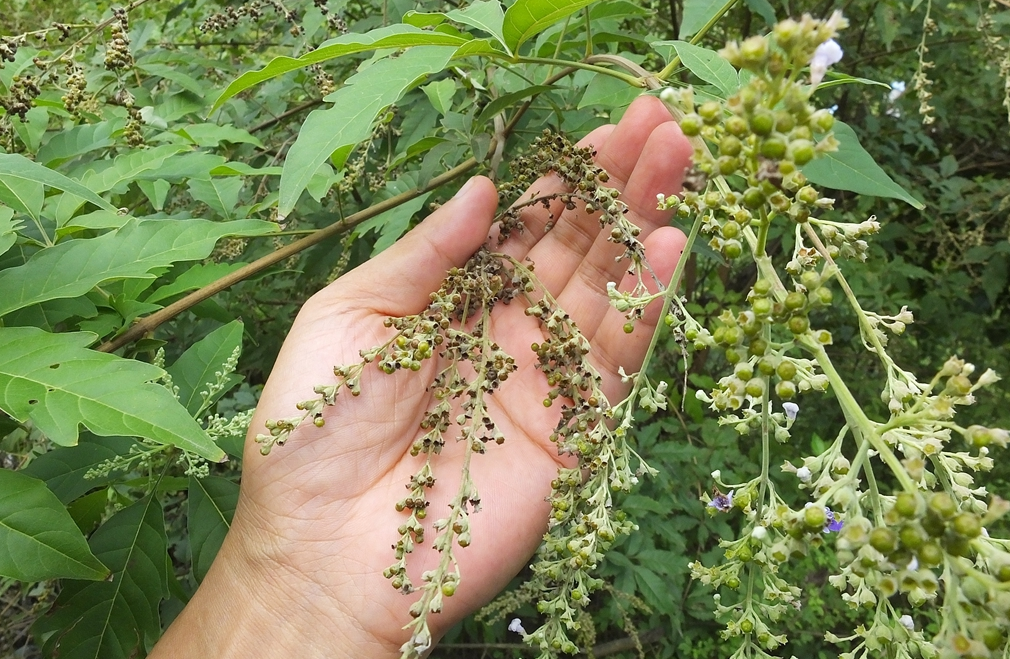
(152, 516), (400, 659)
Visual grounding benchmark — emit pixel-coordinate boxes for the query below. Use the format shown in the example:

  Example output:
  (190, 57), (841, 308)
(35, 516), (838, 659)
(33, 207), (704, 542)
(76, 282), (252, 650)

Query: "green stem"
(509, 55), (645, 87)
(583, 7), (593, 59)
(657, 0), (741, 80)
(754, 207), (771, 257)
(756, 325), (772, 519)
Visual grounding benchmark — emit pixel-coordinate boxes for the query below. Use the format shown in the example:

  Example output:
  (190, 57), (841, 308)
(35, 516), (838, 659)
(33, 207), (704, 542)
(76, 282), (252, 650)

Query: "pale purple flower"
(709, 490), (734, 513)
(783, 402), (799, 421)
(796, 466), (812, 482)
(899, 614), (915, 631)
(810, 39), (843, 86)
(508, 618), (527, 635)
(823, 507), (843, 533)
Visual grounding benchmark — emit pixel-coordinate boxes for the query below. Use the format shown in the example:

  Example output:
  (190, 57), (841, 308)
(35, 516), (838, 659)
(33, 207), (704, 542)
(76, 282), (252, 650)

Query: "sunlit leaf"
(167, 320), (244, 416)
(502, 0), (597, 51)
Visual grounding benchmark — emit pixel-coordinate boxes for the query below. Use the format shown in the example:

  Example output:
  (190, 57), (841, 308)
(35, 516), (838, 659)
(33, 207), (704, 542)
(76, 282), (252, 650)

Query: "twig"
(250, 98), (323, 133)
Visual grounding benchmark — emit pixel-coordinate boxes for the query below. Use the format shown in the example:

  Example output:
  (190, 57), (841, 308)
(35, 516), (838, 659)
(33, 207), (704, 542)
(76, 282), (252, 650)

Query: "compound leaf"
(36, 495), (169, 659)
(0, 218), (275, 317)
(188, 475), (239, 582)
(0, 469), (109, 582)
(0, 327), (225, 461)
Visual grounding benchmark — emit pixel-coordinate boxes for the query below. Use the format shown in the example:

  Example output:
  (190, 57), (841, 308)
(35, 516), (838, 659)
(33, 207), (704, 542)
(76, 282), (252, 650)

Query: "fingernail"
(453, 177), (476, 199)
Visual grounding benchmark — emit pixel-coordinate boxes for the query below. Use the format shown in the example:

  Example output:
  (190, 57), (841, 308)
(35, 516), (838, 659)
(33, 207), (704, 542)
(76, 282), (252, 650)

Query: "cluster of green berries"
(104, 8), (133, 71)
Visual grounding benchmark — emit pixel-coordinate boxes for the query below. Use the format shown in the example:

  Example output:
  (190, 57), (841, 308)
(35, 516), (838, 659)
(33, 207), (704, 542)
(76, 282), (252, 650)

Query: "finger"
(552, 120), (693, 337)
(587, 226), (688, 405)
(327, 176), (499, 316)
(509, 96), (678, 297)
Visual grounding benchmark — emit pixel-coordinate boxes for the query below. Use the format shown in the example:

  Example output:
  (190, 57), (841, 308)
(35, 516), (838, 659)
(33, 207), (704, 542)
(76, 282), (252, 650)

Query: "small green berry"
(680, 113), (703, 136)
(725, 115), (748, 136)
(745, 378), (766, 398)
(788, 140), (816, 166)
(623, 322), (634, 334)
(787, 315), (809, 334)
(894, 492), (921, 518)
(753, 279), (773, 296)
(723, 239), (743, 259)
(751, 296), (772, 316)
(776, 361), (797, 380)
(748, 337), (768, 356)
(928, 492), (958, 520)
(804, 506), (827, 530)
(743, 187), (766, 209)
(776, 379), (797, 399)
(699, 101), (721, 124)
(900, 524), (926, 550)
(869, 527), (898, 554)
(760, 136), (787, 159)
(951, 512), (982, 539)
(719, 135), (742, 156)
(784, 291), (806, 311)
(749, 109), (775, 136)
(774, 111), (796, 133)
(722, 220), (741, 239)
(810, 109), (835, 133)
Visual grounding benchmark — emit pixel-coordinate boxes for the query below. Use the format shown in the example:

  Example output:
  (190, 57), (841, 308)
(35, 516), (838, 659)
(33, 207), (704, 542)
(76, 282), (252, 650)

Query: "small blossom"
(508, 618), (527, 635)
(709, 490), (734, 513)
(907, 556), (919, 571)
(711, 469), (722, 480)
(751, 526), (769, 541)
(823, 507), (843, 533)
(898, 614), (915, 631)
(783, 402), (799, 421)
(809, 39), (843, 86)
(796, 466), (812, 482)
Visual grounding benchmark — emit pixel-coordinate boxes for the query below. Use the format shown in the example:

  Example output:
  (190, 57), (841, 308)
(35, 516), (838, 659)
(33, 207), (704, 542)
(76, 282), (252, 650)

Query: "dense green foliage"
(0, 0), (1008, 657)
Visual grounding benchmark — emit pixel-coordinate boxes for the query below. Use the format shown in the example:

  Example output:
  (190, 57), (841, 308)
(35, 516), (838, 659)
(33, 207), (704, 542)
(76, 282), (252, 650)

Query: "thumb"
(339, 176), (499, 315)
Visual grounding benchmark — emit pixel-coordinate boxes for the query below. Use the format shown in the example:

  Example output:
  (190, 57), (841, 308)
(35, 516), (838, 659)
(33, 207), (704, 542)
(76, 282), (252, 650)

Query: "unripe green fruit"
(760, 136), (787, 159)
(723, 239), (743, 259)
(740, 35), (769, 65)
(869, 527), (898, 554)
(944, 534), (973, 558)
(810, 109), (835, 133)
(623, 322), (634, 334)
(797, 186), (819, 205)
(753, 279), (772, 296)
(745, 378), (766, 398)
(743, 187), (766, 209)
(917, 541), (943, 566)
(738, 86), (759, 110)
(748, 338), (768, 356)
(929, 492), (958, 519)
(773, 19), (800, 47)
(725, 115), (748, 136)
(776, 379), (797, 399)
(704, 191), (722, 207)
(718, 156), (740, 176)
(719, 135), (742, 157)
(952, 512), (982, 539)
(751, 296), (772, 316)
(812, 287), (833, 306)
(757, 357), (776, 375)
(982, 624), (1004, 651)
(784, 291), (806, 311)
(799, 270), (820, 290)
(680, 113), (703, 136)
(776, 361), (797, 380)
(922, 513), (946, 537)
(441, 582), (456, 596)
(894, 492), (921, 518)
(790, 125), (813, 141)
(699, 101), (721, 124)
(736, 543), (753, 562)
(774, 111), (796, 133)
(735, 363), (755, 380)
(899, 524), (926, 550)
(740, 619), (754, 633)
(726, 576), (741, 589)
(787, 315), (809, 334)
(789, 139), (816, 166)
(750, 109), (775, 136)
(722, 220), (741, 239)
(997, 564), (1010, 582)
(804, 506), (827, 529)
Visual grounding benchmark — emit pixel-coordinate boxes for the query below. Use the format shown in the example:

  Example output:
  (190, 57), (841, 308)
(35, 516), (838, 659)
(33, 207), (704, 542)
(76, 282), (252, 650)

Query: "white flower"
(898, 614), (915, 631)
(783, 402), (799, 421)
(907, 556), (919, 571)
(751, 526), (769, 541)
(796, 466), (811, 482)
(711, 469), (722, 481)
(508, 618), (527, 635)
(810, 39), (843, 86)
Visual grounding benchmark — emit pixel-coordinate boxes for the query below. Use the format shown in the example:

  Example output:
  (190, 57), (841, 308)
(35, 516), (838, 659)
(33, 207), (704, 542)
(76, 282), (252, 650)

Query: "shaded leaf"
(656, 40), (738, 97)
(802, 121), (924, 209)
(744, 0), (776, 25)
(0, 469), (108, 582)
(167, 320), (244, 416)
(187, 178), (244, 219)
(36, 495), (169, 659)
(279, 46), (456, 218)
(0, 218), (275, 317)
(188, 475), (239, 582)
(680, 0), (735, 39)
(144, 262), (247, 305)
(0, 327), (225, 460)
(212, 25), (469, 112)
(22, 435), (138, 504)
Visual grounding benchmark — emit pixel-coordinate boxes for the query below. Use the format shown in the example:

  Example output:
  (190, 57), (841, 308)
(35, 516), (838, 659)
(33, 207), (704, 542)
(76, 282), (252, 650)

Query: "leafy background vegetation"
(0, 0), (1007, 657)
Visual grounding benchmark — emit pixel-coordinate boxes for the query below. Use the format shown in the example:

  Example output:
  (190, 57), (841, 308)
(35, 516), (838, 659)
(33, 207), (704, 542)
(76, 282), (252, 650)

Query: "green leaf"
(278, 46), (456, 218)
(680, 0), (734, 39)
(744, 0), (776, 25)
(502, 0), (596, 51)
(36, 121), (120, 167)
(818, 71), (891, 91)
(188, 475), (239, 582)
(167, 320), (244, 416)
(211, 25), (470, 112)
(656, 41), (738, 97)
(0, 469), (109, 582)
(22, 435), (138, 504)
(0, 153), (116, 213)
(36, 495), (169, 659)
(476, 84), (556, 126)
(422, 78), (457, 115)
(578, 73), (640, 110)
(0, 218), (275, 317)
(0, 327), (225, 461)
(0, 174), (43, 220)
(175, 123), (263, 148)
(187, 177), (244, 220)
(446, 0), (508, 52)
(801, 121), (924, 209)
(0, 206), (18, 256)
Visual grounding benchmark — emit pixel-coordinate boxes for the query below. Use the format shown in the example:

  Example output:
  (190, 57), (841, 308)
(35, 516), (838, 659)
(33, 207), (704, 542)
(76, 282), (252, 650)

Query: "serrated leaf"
(801, 121), (924, 209)
(278, 46), (456, 218)
(0, 469), (109, 582)
(22, 435), (138, 504)
(0, 327), (225, 461)
(211, 25), (470, 112)
(502, 0), (596, 51)
(167, 320), (244, 416)
(188, 475), (239, 582)
(680, 0), (734, 39)
(36, 495), (169, 659)
(0, 153), (116, 213)
(0, 218), (275, 317)
(656, 41), (738, 97)
(446, 0), (508, 52)
(187, 178), (244, 219)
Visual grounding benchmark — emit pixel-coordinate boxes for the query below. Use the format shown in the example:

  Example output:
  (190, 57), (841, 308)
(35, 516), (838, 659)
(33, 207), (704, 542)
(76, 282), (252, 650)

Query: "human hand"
(152, 95), (692, 658)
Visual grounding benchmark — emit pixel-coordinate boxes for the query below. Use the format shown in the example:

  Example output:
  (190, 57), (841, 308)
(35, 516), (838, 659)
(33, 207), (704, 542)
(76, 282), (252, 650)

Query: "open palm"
(155, 96), (692, 658)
